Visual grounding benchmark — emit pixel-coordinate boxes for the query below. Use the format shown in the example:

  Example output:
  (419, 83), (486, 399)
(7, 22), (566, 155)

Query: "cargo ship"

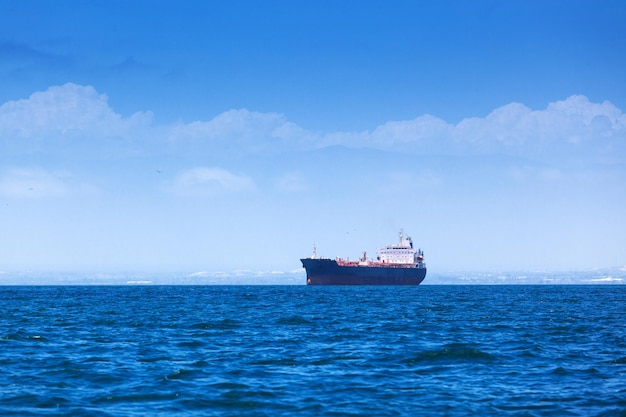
(301, 231), (426, 285)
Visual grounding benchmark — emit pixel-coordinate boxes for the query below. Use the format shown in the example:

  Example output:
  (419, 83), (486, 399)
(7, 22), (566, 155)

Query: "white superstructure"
(376, 230), (425, 267)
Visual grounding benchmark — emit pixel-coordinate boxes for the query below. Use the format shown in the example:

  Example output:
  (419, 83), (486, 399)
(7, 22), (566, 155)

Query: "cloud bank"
(1, 84), (623, 163)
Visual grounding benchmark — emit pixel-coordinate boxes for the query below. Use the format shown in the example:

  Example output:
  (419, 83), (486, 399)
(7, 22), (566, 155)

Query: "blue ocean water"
(1, 285), (625, 416)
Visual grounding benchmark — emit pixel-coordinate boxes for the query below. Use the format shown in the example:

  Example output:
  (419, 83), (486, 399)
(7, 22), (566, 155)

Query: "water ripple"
(0, 285), (625, 416)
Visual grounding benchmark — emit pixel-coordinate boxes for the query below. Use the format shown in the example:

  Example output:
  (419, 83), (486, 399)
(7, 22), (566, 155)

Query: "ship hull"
(301, 258), (427, 286)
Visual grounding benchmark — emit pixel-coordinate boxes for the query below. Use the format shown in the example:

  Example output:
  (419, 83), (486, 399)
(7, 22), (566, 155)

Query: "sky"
(0, 0), (625, 279)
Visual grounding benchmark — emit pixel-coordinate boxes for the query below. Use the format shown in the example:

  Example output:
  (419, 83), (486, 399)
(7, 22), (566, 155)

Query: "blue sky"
(1, 1), (625, 278)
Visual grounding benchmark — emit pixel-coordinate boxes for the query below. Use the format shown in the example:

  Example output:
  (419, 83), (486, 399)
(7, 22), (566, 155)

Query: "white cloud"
(547, 95), (624, 129)
(312, 96), (625, 161)
(371, 114), (452, 147)
(0, 83), (152, 138)
(166, 109), (312, 152)
(0, 84), (623, 163)
(453, 95), (626, 149)
(168, 167), (255, 195)
(455, 102), (533, 147)
(169, 109), (285, 140)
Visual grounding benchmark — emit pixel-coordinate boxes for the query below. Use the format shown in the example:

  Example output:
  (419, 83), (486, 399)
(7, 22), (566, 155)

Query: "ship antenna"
(312, 243), (317, 259)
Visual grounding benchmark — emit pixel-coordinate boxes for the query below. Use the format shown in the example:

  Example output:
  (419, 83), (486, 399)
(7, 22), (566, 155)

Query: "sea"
(1, 285), (625, 416)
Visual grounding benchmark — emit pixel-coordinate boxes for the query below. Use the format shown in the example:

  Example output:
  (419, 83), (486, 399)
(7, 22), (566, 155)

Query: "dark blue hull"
(301, 258), (427, 285)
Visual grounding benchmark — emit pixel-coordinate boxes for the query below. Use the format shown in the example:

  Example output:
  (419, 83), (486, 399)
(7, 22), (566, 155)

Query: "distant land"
(0, 267), (624, 285)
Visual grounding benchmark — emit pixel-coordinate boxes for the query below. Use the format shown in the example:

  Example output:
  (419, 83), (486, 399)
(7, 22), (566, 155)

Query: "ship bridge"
(376, 230), (424, 265)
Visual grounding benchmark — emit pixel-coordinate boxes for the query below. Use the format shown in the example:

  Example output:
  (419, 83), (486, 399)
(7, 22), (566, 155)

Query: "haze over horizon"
(1, 1), (625, 281)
